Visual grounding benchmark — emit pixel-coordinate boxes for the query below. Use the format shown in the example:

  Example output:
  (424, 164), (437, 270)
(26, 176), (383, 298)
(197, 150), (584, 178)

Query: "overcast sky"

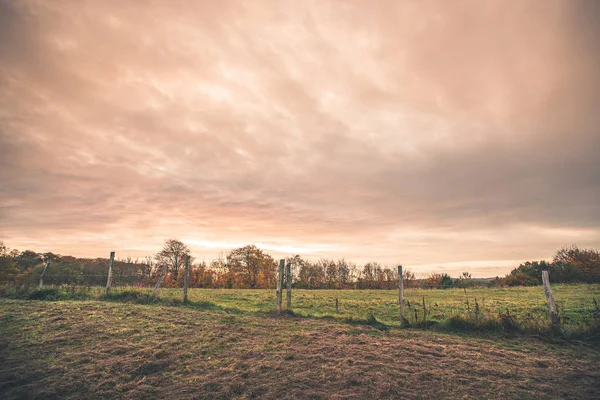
(1, 0), (599, 277)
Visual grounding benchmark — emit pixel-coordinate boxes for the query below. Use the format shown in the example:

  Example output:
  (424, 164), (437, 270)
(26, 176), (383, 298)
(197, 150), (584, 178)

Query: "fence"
(3, 252), (598, 335)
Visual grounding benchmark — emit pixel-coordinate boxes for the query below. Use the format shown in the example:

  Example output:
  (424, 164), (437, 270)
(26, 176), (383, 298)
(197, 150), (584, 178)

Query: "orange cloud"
(1, 0), (599, 277)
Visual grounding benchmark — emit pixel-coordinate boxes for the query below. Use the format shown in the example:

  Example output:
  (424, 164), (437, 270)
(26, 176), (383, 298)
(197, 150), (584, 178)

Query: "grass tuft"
(103, 290), (155, 303)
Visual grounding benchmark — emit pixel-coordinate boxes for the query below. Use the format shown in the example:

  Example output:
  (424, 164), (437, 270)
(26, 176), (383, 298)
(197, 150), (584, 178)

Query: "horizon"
(0, 240), (573, 280)
(1, 1), (599, 279)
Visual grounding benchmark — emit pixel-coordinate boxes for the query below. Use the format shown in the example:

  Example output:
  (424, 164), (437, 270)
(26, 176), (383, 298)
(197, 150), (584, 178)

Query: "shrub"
(27, 288), (62, 300)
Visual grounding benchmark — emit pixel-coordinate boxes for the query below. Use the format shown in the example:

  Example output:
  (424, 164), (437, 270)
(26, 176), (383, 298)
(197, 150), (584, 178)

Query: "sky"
(1, 1), (599, 277)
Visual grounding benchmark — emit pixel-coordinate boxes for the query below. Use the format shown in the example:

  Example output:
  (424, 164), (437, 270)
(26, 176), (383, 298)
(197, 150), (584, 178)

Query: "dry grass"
(1, 299), (599, 399)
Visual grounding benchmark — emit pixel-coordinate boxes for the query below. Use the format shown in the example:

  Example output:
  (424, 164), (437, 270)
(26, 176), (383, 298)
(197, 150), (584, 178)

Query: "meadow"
(3, 284), (599, 334)
(1, 285), (600, 399)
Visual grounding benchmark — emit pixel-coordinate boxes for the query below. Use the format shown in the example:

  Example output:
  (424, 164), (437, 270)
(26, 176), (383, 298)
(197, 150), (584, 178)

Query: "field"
(1, 285), (600, 399)
(3, 284), (599, 332)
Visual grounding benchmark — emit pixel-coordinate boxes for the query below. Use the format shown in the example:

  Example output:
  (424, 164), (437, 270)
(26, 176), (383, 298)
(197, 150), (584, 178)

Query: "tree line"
(491, 245), (600, 286)
(1, 241), (598, 289)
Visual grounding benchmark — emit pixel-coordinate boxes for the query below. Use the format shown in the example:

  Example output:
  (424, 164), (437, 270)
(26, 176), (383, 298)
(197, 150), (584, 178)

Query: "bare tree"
(155, 239), (191, 281)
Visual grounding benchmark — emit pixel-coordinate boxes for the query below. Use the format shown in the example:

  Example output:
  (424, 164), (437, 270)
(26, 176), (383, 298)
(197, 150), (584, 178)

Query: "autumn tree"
(226, 245), (276, 288)
(190, 261), (214, 288)
(553, 245), (600, 283)
(156, 239), (191, 281)
(424, 272), (442, 289)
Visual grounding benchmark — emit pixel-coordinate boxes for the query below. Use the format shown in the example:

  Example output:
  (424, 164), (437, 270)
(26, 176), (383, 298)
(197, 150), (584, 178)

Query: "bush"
(27, 288), (62, 300)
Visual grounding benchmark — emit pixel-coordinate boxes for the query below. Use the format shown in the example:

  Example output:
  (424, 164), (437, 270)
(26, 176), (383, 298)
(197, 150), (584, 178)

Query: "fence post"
(105, 251), (115, 296)
(286, 262), (292, 310)
(183, 255), (190, 303)
(277, 259), (284, 313)
(398, 265), (405, 320)
(39, 258), (51, 289)
(152, 264), (169, 298)
(542, 270), (560, 328)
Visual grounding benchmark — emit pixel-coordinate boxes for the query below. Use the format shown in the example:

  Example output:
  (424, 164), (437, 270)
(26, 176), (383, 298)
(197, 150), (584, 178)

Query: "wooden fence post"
(152, 264), (169, 298)
(183, 255), (190, 303)
(105, 251), (115, 296)
(542, 270), (560, 328)
(277, 259), (284, 313)
(286, 262), (292, 310)
(39, 258), (51, 289)
(398, 265), (405, 320)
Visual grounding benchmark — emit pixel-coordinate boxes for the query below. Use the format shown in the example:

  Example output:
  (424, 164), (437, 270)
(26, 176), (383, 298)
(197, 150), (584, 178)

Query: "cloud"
(1, 0), (599, 277)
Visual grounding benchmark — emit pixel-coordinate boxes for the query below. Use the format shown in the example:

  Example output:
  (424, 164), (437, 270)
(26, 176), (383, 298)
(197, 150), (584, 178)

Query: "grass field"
(3, 284), (599, 334)
(1, 297), (600, 399)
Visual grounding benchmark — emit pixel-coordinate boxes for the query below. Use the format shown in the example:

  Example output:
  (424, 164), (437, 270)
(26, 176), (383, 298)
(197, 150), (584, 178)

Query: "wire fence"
(2, 253), (599, 338)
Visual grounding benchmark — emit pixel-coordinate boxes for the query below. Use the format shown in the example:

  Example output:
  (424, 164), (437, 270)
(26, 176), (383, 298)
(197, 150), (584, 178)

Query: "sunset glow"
(1, 1), (599, 277)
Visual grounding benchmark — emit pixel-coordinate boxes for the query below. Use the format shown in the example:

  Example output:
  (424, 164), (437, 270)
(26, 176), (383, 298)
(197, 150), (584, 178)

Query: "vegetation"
(2, 240), (600, 398)
(495, 246), (600, 287)
(3, 241), (598, 290)
(2, 298), (600, 399)
(155, 239), (191, 282)
(2, 284), (599, 340)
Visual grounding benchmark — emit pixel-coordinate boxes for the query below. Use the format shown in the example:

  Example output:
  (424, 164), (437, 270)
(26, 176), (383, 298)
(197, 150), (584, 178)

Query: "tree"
(362, 262), (377, 289)
(383, 267), (396, 289)
(14, 250), (41, 272)
(226, 245), (276, 288)
(440, 273), (453, 289)
(553, 245), (600, 283)
(424, 272), (442, 289)
(155, 239), (191, 281)
(296, 259), (318, 289)
(504, 271), (538, 287)
(403, 268), (417, 288)
(287, 255), (310, 286)
(0, 242), (18, 285)
(503, 260), (550, 286)
(455, 271), (475, 288)
(336, 259), (352, 288)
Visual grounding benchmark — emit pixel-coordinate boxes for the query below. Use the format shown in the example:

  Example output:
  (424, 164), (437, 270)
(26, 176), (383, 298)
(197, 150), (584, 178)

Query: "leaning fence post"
(105, 251), (115, 296)
(277, 259), (284, 313)
(39, 257), (51, 289)
(542, 270), (560, 328)
(286, 262), (292, 310)
(152, 264), (169, 298)
(183, 255), (190, 303)
(398, 265), (405, 321)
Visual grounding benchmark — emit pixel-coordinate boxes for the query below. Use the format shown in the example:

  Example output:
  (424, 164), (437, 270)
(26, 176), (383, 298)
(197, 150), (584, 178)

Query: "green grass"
(2, 284), (599, 338)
